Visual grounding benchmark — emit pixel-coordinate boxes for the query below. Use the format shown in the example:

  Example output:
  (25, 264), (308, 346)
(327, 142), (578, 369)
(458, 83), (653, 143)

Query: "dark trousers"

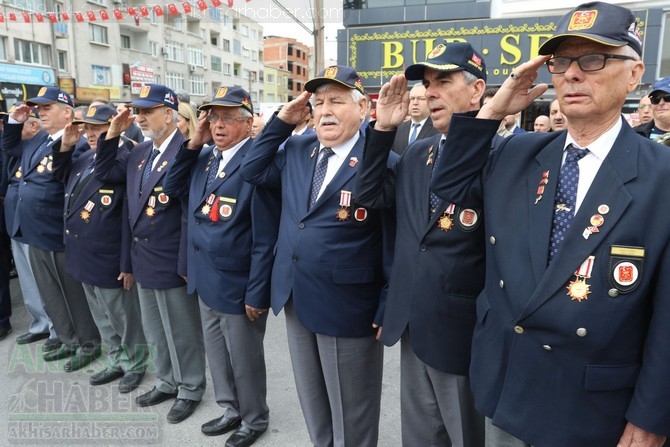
(0, 226), (12, 329)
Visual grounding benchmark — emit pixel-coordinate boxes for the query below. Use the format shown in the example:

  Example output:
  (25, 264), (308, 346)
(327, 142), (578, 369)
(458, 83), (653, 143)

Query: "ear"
(358, 96), (369, 118)
(627, 61), (645, 93)
(470, 78), (486, 107)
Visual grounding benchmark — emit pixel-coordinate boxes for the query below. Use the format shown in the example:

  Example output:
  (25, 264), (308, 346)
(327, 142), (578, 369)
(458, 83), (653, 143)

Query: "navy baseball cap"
(649, 77), (670, 97)
(538, 2), (642, 56)
(72, 104), (116, 125)
(199, 86), (253, 114)
(26, 87), (74, 108)
(126, 84), (178, 111)
(304, 66), (365, 94)
(405, 42), (487, 82)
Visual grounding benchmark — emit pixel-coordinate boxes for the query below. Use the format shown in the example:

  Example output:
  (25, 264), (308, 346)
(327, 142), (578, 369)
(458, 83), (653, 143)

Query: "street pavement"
(0, 278), (401, 446)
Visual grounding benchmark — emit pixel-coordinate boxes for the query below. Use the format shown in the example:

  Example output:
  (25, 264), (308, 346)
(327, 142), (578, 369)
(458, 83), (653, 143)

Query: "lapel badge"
(157, 160), (168, 172)
(349, 157), (358, 168)
(583, 213), (605, 239)
(437, 203), (456, 232)
(426, 145), (434, 166)
(337, 190), (352, 221)
(597, 204), (610, 214)
(535, 171), (549, 204)
(567, 255), (594, 302)
(138, 159), (145, 171)
(310, 147), (317, 158)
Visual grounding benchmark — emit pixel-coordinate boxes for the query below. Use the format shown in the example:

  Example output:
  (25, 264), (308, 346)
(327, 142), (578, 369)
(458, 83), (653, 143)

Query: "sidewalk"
(0, 278), (401, 446)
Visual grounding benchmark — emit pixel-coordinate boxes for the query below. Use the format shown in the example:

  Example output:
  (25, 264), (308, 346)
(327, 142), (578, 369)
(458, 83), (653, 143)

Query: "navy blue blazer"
(163, 139), (280, 314)
(95, 131), (188, 290)
(2, 123), (86, 251)
(356, 126), (484, 375)
(432, 115), (670, 445)
(52, 139), (133, 289)
(242, 115), (397, 338)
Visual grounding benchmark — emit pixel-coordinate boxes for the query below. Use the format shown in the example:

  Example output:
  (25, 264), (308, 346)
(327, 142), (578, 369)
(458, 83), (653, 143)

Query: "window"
(164, 41), (185, 62)
(88, 0), (107, 6)
(209, 6), (221, 23)
(89, 24), (109, 45)
(288, 46), (293, 56)
(243, 47), (250, 59)
(252, 50), (258, 61)
(14, 39), (50, 65)
(223, 63), (231, 75)
(243, 69), (250, 80)
(91, 65), (111, 85)
(189, 74), (205, 96)
(0, 37), (6, 60)
(266, 73), (275, 84)
(223, 39), (230, 52)
(267, 93), (275, 103)
(250, 91), (258, 103)
(188, 47), (204, 66)
(121, 35), (131, 49)
(211, 56), (222, 72)
(165, 13), (183, 30)
(233, 40), (241, 55)
(210, 35), (218, 46)
(258, 70), (264, 82)
(54, 3), (67, 34)
(165, 72), (185, 92)
(150, 41), (159, 57)
(234, 63), (241, 77)
(241, 25), (249, 36)
(57, 51), (67, 70)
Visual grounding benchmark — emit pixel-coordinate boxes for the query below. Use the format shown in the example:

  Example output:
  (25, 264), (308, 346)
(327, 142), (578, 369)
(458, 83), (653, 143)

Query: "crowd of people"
(1, 1), (670, 446)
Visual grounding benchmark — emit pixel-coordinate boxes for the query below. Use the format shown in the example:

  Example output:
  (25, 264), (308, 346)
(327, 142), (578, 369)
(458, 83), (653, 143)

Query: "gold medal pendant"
(145, 207), (155, 217)
(438, 213), (453, 231)
(36, 165), (45, 173)
(567, 277), (590, 302)
(201, 204), (211, 215)
(80, 210), (90, 222)
(336, 207), (350, 221)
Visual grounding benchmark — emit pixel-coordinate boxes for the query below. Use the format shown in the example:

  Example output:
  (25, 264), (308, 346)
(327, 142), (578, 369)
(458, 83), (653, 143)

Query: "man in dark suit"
(164, 87), (280, 447)
(390, 83), (439, 154)
(95, 84), (206, 424)
(430, 2), (670, 445)
(1, 106), (55, 347)
(0, 114), (11, 341)
(242, 66), (396, 447)
(357, 42), (486, 447)
(6, 90), (100, 371)
(52, 104), (148, 393)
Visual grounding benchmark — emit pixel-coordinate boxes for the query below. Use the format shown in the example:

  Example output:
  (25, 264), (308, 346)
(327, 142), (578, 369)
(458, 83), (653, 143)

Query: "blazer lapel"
(202, 140), (249, 198)
(301, 142), (321, 214)
(519, 129), (638, 320)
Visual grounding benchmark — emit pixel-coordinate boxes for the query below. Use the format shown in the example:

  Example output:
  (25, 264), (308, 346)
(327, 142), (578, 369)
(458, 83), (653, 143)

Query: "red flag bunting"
(211, 0), (222, 7)
(100, 10), (109, 20)
(48, 12), (58, 23)
(74, 12), (84, 22)
(35, 12), (44, 22)
(139, 5), (149, 16)
(127, 6), (137, 15)
(0, 13), (4, 23)
(182, 2), (192, 13)
(152, 5), (163, 16)
(86, 10), (96, 21)
(8, 12), (16, 21)
(196, 0), (208, 10)
(226, 0), (232, 7)
(113, 9), (123, 19)
(61, 11), (69, 20)
(22, 11), (31, 22)
(167, 4), (178, 15)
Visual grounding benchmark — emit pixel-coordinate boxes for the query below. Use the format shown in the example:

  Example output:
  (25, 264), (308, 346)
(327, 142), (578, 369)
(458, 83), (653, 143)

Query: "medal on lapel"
(583, 205), (608, 239)
(202, 193), (216, 215)
(567, 256), (595, 302)
(14, 167), (22, 178)
(337, 190), (351, 221)
(80, 200), (95, 222)
(157, 160), (168, 172)
(437, 203), (456, 231)
(535, 171), (549, 204)
(426, 145), (434, 166)
(145, 195), (156, 217)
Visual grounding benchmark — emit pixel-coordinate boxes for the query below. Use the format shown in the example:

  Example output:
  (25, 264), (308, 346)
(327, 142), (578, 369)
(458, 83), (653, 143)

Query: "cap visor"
(304, 78), (355, 93)
(125, 100), (165, 109)
(538, 33), (627, 55)
(405, 62), (463, 80)
(72, 119), (109, 125)
(25, 98), (55, 106)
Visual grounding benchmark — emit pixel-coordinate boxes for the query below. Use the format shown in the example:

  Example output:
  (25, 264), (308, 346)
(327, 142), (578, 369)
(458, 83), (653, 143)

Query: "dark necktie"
(548, 145), (589, 261)
(205, 150), (223, 191)
(140, 148), (160, 194)
(429, 140), (445, 215)
(31, 136), (52, 166)
(80, 156), (96, 180)
(409, 123), (420, 145)
(309, 147), (335, 209)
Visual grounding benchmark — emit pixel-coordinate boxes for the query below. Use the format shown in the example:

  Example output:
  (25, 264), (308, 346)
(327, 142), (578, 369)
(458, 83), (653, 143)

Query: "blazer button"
(133, 237), (139, 242)
(542, 345), (552, 351)
(576, 328), (587, 337)
(489, 236), (496, 245)
(292, 256), (298, 263)
(608, 288), (619, 298)
(514, 325), (524, 334)
(499, 280), (504, 288)
(420, 244), (427, 252)
(298, 223), (305, 229)
(65, 230), (70, 235)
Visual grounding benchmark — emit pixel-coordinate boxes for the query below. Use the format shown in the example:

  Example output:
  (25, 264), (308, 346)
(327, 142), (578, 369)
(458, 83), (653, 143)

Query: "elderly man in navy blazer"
(5, 90), (100, 372)
(164, 87), (279, 447)
(1, 106), (56, 347)
(52, 104), (148, 393)
(242, 66), (396, 447)
(95, 84), (206, 424)
(356, 42), (487, 447)
(428, 2), (670, 446)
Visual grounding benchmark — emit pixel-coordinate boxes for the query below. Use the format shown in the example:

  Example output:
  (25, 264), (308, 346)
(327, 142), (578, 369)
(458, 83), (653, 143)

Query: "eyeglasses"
(206, 113), (246, 124)
(546, 53), (636, 74)
(649, 94), (670, 105)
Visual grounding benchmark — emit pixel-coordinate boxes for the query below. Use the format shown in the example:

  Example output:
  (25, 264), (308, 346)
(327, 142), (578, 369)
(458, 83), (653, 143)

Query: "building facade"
(263, 35), (311, 101)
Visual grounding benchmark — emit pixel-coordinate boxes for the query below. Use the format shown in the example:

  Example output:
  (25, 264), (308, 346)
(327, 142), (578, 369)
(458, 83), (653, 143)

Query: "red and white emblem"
(220, 204), (233, 218)
(614, 262), (638, 286)
(459, 208), (478, 227)
(354, 207), (368, 222)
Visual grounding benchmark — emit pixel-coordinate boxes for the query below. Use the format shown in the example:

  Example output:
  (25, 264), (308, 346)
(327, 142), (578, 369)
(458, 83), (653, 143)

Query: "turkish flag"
(48, 12), (58, 23)
(139, 5), (149, 16)
(196, 0), (208, 10)
(35, 12), (44, 22)
(127, 6), (137, 15)
(0, 13), (4, 23)
(182, 2), (192, 13)
(113, 9), (123, 19)
(86, 10), (96, 21)
(61, 11), (69, 20)
(211, 0), (222, 7)
(22, 12), (31, 22)
(153, 5), (164, 16)
(74, 12), (84, 22)
(100, 10), (109, 20)
(168, 4), (178, 15)
(226, 0), (232, 6)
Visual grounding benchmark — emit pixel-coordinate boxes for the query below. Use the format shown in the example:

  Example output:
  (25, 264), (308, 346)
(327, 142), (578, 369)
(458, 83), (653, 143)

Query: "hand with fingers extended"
(375, 74), (410, 132)
(478, 55), (551, 121)
(276, 91), (313, 126)
(61, 123), (84, 152)
(10, 104), (33, 123)
(186, 109), (211, 150)
(106, 107), (136, 140)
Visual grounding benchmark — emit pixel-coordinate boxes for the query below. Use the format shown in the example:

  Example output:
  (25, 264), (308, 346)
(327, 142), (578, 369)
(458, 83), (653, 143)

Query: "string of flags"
(0, 0), (251, 23)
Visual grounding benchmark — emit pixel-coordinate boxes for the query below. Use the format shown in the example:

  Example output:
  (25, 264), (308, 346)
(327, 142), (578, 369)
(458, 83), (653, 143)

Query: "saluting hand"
(61, 123), (83, 152)
(10, 104), (32, 123)
(375, 74), (409, 132)
(276, 91), (313, 126)
(186, 110), (211, 150)
(106, 107), (135, 140)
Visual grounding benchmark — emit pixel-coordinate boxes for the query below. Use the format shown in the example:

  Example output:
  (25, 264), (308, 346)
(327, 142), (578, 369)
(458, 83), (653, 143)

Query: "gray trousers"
(199, 298), (269, 431)
(485, 418), (532, 447)
(29, 247), (99, 349)
(82, 282), (148, 374)
(11, 240), (54, 337)
(137, 284), (206, 401)
(400, 331), (484, 447)
(284, 300), (384, 447)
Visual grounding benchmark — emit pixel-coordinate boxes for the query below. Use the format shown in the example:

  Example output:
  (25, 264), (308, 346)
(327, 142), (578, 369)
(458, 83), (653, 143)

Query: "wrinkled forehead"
(554, 37), (624, 56)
